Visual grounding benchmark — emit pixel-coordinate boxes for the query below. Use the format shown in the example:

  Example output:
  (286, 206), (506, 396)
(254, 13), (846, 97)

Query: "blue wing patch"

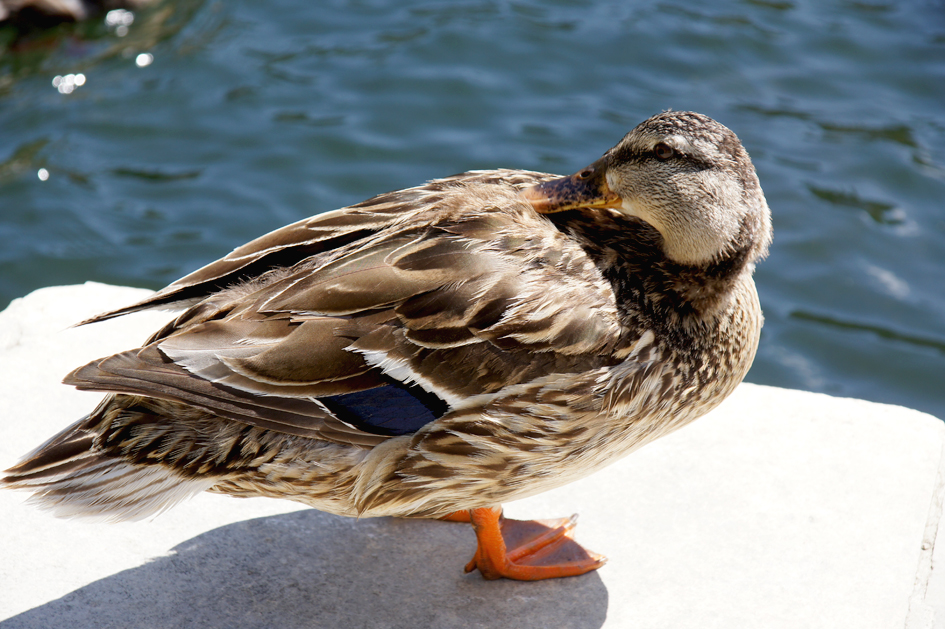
(319, 383), (449, 436)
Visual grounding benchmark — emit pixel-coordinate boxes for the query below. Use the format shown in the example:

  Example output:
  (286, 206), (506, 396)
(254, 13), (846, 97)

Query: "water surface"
(1, 0), (943, 420)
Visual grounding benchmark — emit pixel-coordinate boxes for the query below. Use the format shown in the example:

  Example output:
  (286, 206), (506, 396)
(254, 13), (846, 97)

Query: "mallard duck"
(3, 111), (771, 581)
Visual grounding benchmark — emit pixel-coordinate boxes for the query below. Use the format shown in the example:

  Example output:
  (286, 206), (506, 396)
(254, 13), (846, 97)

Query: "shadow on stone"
(2, 509), (608, 629)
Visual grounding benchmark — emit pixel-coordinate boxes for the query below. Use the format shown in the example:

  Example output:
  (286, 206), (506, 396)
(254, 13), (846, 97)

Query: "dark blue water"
(1, 0), (943, 420)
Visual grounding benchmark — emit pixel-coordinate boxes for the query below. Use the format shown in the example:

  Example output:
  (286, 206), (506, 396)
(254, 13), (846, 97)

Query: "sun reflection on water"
(51, 74), (85, 95)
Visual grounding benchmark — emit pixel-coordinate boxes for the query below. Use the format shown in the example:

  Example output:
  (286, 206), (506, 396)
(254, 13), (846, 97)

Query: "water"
(1, 0), (943, 421)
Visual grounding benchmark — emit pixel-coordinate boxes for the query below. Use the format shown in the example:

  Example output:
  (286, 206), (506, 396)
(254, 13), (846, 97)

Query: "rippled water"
(1, 0), (943, 420)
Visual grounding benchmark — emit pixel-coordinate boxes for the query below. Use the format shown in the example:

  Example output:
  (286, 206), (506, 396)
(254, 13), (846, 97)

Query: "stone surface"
(1, 283), (943, 628)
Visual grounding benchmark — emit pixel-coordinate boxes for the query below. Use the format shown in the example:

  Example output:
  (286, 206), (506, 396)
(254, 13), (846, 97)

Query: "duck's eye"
(654, 143), (675, 161)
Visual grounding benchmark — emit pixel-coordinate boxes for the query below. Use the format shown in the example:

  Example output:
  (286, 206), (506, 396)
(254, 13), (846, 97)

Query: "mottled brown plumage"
(3, 111), (772, 579)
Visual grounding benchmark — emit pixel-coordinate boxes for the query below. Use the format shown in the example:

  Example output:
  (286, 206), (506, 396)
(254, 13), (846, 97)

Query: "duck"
(2, 111), (772, 581)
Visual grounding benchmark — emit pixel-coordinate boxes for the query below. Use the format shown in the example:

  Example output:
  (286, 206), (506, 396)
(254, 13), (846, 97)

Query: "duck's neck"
(547, 209), (755, 326)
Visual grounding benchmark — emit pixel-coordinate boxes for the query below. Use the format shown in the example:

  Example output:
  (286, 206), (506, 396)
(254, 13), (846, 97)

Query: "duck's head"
(522, 111), (772, 268)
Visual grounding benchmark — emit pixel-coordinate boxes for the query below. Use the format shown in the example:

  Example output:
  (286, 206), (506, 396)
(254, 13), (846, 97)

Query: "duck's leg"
(452, 506), (606, 580)
(439, 510), (474, 523)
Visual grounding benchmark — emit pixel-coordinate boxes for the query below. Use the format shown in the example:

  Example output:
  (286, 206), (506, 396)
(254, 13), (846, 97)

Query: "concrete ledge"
(1, 283), (943, 628)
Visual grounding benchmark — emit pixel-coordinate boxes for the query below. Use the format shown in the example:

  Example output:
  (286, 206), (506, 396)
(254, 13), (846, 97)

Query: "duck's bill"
(521, 159), (621, 214)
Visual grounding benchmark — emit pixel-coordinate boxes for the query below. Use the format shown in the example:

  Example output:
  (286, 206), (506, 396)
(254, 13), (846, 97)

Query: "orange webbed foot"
(458, 506), (606, 581)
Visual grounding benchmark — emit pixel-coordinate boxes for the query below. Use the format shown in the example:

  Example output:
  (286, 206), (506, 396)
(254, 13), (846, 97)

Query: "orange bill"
(521, 157), (621, 214)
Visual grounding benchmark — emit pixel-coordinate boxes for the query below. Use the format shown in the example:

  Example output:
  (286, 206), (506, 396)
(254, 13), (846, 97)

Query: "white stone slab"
(1, 283), (942, 628)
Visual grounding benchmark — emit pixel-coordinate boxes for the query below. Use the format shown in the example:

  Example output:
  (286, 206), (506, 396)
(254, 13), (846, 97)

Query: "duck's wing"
(78, 169), (557, 325)
(67, 180), (624, 451)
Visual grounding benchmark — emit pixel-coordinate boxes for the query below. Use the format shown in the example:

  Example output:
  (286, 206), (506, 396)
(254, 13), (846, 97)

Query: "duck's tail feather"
(2, 410), (215, 522)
